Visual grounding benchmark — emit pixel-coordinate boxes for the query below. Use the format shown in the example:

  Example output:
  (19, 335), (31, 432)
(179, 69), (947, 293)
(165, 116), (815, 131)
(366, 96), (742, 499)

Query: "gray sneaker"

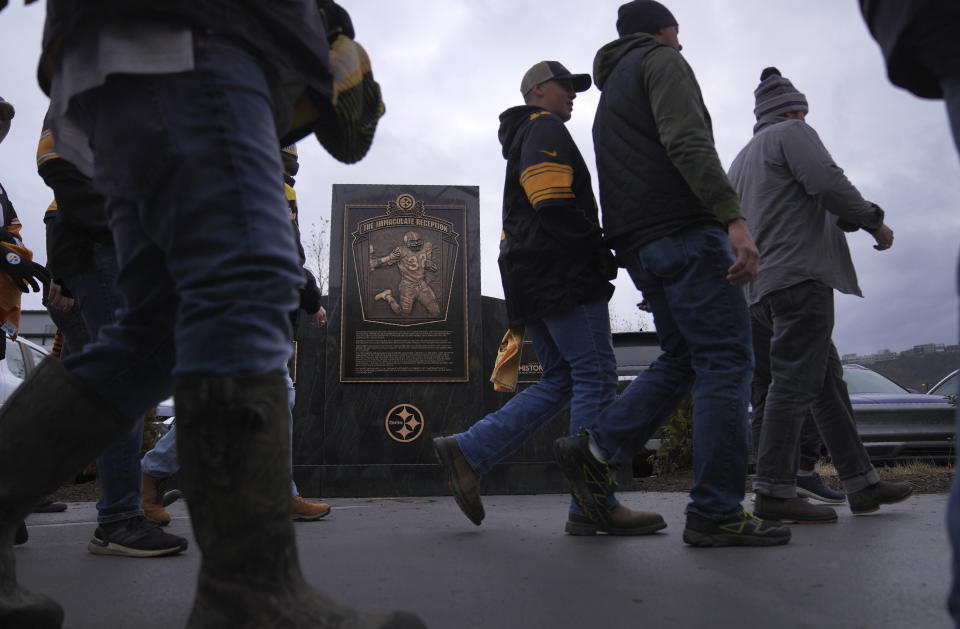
(88, 516), (188, 557)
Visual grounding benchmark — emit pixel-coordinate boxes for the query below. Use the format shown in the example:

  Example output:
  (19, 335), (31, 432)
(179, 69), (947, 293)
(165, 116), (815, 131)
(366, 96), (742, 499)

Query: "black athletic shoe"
(14, 520), (28, 546)
(88, 516), (188, 557)
(554, 433), (614, 529)
(796, 473), (846, 504)
(33, 497), (67, 513)
(683, 508), (791, 547)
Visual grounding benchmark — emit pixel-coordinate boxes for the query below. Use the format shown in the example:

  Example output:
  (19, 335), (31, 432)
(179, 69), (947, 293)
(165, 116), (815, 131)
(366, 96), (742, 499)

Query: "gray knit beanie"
(753, 67), (808, 131)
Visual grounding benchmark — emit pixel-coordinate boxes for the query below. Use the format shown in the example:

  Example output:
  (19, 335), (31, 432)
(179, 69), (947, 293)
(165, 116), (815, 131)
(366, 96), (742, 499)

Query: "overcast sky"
(0, 1), (957, 357)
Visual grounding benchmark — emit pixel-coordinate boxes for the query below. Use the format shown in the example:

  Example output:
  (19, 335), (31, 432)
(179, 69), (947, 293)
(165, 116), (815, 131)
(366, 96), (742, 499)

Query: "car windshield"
(930, 373), (957, 397)
(843, 366), (908, 394)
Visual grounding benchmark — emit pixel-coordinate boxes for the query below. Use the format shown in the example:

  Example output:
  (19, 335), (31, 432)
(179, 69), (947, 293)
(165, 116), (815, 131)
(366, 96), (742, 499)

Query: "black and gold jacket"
(36, 124), (112, 283)
(496, 105), (615, 327)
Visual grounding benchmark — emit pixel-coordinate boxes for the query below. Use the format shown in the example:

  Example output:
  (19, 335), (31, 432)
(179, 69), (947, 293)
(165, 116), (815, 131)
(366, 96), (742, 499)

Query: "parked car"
(929, 369), (958, 398)
(843, 363), (955, 462)
(1, 333), (51, 406)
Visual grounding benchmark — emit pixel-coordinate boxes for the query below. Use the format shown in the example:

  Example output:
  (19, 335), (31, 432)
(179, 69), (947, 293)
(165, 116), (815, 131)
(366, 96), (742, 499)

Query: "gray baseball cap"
(520, 61), (592, 96)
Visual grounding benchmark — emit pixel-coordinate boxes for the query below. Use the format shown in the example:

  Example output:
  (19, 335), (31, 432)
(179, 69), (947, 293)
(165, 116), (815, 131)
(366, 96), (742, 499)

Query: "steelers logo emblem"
(385, 403), (424, 443)
(5, 252), (21, 265)
(396, 194), (416, 211)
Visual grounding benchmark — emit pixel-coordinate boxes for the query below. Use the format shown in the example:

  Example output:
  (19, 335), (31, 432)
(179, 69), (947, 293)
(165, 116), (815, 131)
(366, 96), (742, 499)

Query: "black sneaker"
(796, 473), (845, 504)
(33, 497), (68, 513)
(683, 508), (791, 547)
(14, 520), (28, 546)
(88, 516), (188, 557)
(554, 433), (614, 529)
(848, 480), (913, 515)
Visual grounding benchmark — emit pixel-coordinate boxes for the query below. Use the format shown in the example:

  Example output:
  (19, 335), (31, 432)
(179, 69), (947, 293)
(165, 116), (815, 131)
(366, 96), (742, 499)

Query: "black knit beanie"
(753, 66), (808, 131)
(616, 0), (678, 37)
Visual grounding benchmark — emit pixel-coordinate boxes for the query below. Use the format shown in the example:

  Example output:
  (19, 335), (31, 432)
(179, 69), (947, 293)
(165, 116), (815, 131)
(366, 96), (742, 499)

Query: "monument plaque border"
(338, 193), (470, 383)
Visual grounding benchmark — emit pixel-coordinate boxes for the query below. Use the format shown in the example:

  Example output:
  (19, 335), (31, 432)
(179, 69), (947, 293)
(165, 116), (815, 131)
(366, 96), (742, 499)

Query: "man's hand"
(47, 281), (75, 311)
(726, 218), (759, 286)
(309, 306), (327, 328)
(870, 223), (894, 251)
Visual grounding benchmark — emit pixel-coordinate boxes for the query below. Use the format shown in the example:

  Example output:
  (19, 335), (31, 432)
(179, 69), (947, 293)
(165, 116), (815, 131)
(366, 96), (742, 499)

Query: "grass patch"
(815, 460), (955, 494)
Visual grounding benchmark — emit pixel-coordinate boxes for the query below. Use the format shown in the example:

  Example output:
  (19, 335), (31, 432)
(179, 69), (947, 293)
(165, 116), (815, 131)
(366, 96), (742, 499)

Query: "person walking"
(433, 60), (665, 536)
(0, 3), (421, 628)
(727, 66), (912, 524)
(553, 0), (790, 548)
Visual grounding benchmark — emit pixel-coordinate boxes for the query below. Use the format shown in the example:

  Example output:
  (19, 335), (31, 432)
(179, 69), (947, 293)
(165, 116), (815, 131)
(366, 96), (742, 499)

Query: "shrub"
(651, 395), (694, 475)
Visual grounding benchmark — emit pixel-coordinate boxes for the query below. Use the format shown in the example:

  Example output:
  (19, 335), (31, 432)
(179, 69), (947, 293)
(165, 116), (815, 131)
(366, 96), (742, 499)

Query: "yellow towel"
(490, 327), (525, 393)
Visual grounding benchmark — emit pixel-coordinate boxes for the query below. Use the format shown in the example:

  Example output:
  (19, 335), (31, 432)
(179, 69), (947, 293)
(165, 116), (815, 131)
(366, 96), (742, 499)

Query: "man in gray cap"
(433, 60), (666, 537)
(727, 66), (911, 524)
(554, 1), (790, 547)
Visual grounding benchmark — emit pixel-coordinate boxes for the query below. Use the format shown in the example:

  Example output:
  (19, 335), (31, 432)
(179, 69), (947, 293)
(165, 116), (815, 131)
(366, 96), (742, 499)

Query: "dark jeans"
(750, 320), (824, 472)
(63, 245), (145, 524)
(589, 224), (753, 520)
(751, 280), (878, 498)
(60, 33), (302, 425)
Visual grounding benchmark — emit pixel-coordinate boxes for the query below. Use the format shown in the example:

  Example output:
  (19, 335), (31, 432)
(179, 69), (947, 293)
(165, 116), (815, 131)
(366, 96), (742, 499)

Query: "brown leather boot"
(291, 496), (331, 521)
(141, 472), (172, 526)
(432, 436), (484, 525)
(754, 494), (838, 524)
(1, 359), (136, 628)
(566, 504), (667, 536)
(176, 374), (424, 628)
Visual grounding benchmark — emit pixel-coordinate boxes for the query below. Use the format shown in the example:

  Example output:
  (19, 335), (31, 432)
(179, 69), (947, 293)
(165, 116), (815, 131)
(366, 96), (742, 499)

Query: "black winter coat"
(497, 106), (615, 327)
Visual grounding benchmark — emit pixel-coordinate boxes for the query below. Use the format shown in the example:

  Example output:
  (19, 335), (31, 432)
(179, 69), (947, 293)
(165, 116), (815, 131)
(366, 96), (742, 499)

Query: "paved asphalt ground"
(15, 490), (951, 629)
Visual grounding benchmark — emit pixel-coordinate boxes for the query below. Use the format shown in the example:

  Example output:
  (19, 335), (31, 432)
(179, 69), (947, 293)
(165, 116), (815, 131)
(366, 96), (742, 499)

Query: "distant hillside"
(845, 350), (958, 392)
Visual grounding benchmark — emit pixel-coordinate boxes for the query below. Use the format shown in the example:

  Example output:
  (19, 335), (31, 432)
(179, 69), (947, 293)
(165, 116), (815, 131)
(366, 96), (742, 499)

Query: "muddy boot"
(175, 374), (425, 629)
(140, 472), (172, 526)
(1, 359), (136, 628)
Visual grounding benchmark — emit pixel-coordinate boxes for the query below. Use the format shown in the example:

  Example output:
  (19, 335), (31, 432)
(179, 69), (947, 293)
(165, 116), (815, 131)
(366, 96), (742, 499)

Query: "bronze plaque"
(340, 193), (468, 382)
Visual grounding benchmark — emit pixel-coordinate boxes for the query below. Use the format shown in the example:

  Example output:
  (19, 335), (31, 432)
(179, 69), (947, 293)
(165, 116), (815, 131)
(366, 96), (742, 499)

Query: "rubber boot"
(1, 359), (136, 628)
(175, 374), (425, 629)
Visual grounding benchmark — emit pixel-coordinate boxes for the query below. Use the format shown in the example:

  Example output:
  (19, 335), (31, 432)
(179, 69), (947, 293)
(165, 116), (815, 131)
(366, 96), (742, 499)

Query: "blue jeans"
(455, 299), (619, 513)
(63, 244), (144, 524)
(61, 33), (302, 423)
(591, 224), (753, 520)
(142, 370), (300, 496)
(751, 281), (877, 498)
